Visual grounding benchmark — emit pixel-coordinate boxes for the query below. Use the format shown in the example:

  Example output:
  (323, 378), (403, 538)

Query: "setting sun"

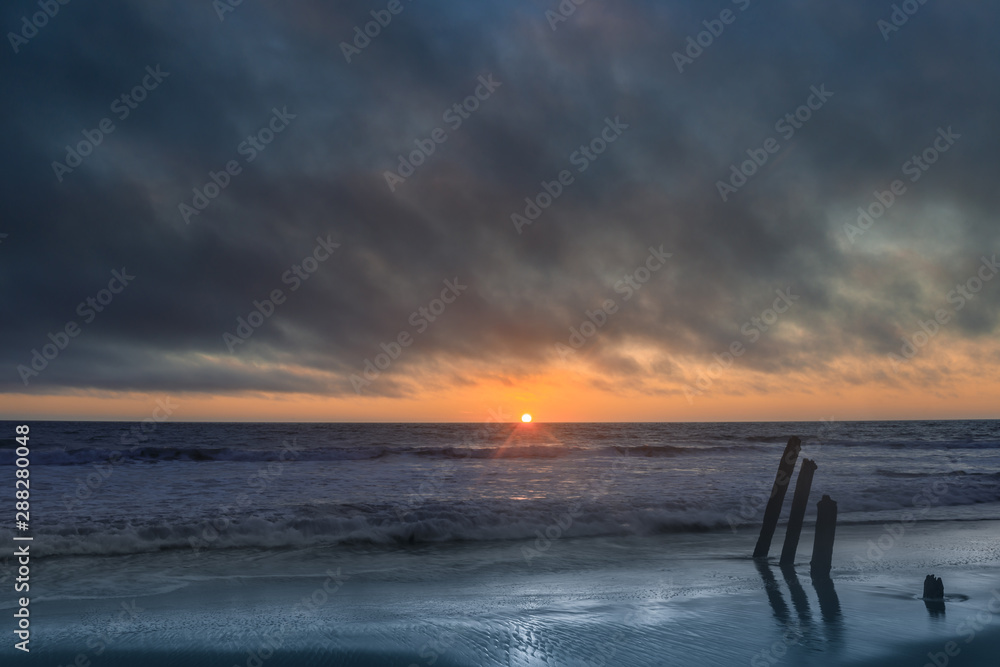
(521, 413), (532, 423)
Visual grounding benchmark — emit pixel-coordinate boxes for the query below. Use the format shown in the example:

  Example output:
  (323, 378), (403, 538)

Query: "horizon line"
(2, 417), (997, 424)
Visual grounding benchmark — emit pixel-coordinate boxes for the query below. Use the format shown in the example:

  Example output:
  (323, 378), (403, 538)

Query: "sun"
(521, 413), (532, 423)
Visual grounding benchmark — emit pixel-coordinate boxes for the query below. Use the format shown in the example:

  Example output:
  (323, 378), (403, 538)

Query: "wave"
(872, 469), (1000, 479)
(0, 443), (766, 466)
(6, 505), (737, 557)
(817, 439), (1000, 450)
(16, 475), (1000, 558)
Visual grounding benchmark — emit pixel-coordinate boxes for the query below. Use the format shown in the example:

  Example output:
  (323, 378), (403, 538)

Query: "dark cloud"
(1, 0), (998, 398)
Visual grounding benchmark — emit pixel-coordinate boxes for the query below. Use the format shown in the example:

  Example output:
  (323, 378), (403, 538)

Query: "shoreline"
(11, 504), (1000, 563)
(3, 519), (998, 665)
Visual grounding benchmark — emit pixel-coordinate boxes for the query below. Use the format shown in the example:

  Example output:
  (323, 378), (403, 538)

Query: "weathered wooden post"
(779, 458), (818, 567)
(753, 436), (801, 559)
(922, 574), (944, 600)
(810, 494), (837, 579)
(923, 574), (946, 616)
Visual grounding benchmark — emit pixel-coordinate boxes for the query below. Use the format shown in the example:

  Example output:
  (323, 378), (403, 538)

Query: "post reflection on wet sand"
(755, 559), (790, 623)
(924, 599), (946, 618)
(754, 560), (844, 651)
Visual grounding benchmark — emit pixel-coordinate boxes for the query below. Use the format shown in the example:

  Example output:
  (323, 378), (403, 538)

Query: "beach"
(4, 0), (998, 662)
(4, 520), (999, 666)
(2, 420), (999, 665)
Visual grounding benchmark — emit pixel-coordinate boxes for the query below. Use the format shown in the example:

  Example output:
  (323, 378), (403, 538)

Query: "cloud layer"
(2, 0), (998, 406)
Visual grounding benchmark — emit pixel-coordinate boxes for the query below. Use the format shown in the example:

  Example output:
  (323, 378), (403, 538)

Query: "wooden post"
(923, 575), (946, 616)
(753, 436), (801, 559)
(779, 458), (818, 567)
(922, 574), (944, 600)
(810, 495), (837, 579)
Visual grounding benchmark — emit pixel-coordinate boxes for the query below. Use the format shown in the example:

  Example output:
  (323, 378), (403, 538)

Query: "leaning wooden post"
(810, 495), (838, 579)
(753, 436), (801, 559)
(779, 458), (818, 567)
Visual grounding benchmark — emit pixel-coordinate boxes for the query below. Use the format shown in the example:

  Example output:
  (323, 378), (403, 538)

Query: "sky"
(1, 0), (998, 422)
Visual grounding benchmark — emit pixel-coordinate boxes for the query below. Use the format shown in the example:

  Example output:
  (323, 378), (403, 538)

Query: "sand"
(5, 519), (999, 666)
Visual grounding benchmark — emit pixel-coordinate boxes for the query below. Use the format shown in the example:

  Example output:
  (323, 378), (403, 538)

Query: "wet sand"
(6, 519), (999, 666)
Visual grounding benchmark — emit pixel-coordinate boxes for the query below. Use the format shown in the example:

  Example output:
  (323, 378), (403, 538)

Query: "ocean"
(2, 420), (999, 665)
(4, 420), (999, 556)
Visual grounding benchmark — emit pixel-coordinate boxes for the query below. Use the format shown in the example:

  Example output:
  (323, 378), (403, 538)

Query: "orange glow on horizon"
(2, 337), (999, 422)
